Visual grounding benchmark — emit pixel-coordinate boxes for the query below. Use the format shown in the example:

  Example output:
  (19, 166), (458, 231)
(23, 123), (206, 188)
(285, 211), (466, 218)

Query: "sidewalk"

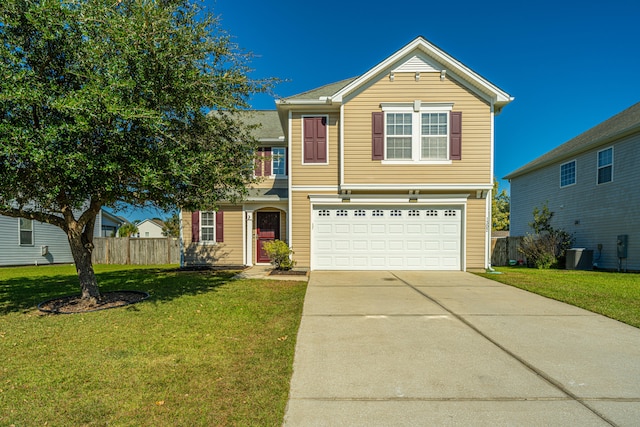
(233, 265), (309, 282)
(283, 271), (640, 426)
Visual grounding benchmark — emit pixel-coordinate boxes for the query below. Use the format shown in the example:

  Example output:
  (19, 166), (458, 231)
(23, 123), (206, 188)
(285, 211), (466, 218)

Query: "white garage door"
(311, 206), (462, 270)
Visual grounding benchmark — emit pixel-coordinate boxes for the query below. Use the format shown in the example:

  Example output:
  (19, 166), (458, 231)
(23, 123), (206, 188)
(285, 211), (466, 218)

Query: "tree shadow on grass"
(0, 266), (240, 315)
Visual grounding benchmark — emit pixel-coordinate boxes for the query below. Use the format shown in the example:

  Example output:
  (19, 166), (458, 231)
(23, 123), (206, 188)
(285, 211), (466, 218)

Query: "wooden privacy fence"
(93, 237), (179, 265)
(491, 236), (525, 266)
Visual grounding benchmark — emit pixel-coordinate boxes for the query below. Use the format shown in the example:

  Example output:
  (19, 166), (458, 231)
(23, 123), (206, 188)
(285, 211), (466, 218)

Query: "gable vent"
(392, 54), (441, 73)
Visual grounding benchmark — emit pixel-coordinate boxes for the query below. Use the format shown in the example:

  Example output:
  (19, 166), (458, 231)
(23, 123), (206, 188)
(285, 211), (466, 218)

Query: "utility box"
(566, 248), (593, 270)
(617, 235), (628, 258)
(40, 245), (49, 256)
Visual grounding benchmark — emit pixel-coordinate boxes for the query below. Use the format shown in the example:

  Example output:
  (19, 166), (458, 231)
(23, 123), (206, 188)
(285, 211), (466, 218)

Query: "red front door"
(256, 212), (280, 263)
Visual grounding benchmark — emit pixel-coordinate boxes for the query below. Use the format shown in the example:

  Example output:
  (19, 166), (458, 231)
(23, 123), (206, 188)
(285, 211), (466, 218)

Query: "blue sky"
(117, 0), (640, 221)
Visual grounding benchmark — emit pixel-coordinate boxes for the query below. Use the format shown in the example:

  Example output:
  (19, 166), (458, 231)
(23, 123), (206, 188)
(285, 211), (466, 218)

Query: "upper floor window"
(386, 113), (413, 159)
(560, 160), (576, 187)
(19, 218), (33, 246)
(303, 116), (328, 164)
(421, 113), (448, 160)
(272, 147), (286, 176)
(255, 147), (287, 177)
(374, 103), (460, 163)
(597, 147), (613, 184)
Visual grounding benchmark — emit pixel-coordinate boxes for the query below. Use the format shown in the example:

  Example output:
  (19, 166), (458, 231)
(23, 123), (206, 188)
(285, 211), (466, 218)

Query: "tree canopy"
(0, 0), (269, 300)
(492, 178), (510, 231)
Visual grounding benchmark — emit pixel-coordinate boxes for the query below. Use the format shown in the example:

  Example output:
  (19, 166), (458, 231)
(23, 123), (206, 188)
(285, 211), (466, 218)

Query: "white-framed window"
(560, 160), (576, 187)
(382, 102), (453, 163)
(421, 112), (448, 160)
(272, 147), (286, 176)
(200, 211), (216, 242)
(19, 218), (33, 246)
(597, 147), (613, 184)
(386, 113), (413, 159)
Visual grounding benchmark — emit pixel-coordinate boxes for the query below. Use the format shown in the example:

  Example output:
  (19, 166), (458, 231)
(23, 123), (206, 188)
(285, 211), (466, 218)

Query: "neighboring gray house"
(505, 102), (640, 271)
(0, 209), (127, 266)
(96, 209), (127, 237)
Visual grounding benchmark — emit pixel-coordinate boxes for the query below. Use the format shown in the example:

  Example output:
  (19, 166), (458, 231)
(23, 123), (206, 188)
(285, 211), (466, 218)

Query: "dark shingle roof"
(237, 110), (284, 140)
(505, 102), (640, 179)
(283, 77), (359, 101)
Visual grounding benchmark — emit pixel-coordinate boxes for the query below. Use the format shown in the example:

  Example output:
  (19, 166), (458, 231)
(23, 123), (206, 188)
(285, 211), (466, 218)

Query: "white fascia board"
(275, 99), (337, 106)
(340, 183), (493, 191)
(292, 185), (339, 192)
(332, 37), (513, 107)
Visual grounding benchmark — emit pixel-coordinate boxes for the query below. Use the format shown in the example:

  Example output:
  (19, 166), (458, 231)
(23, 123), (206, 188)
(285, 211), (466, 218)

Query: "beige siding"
(290, 112), (340, 186)
(182, 206), (244, 266)
(290, 191), (311, 268)
(343, 72), (492, 185)
(466, 197), (488, 270)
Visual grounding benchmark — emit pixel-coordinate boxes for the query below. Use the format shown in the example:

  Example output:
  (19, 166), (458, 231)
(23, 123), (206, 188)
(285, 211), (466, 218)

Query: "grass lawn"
(476, 267), (640, 328)
(0, 264), (307, 426)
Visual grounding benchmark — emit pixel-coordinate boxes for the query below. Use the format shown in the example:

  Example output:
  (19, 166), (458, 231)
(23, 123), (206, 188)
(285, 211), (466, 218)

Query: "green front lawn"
(0, 264), (307, 426)
(476, 267), (640, 328)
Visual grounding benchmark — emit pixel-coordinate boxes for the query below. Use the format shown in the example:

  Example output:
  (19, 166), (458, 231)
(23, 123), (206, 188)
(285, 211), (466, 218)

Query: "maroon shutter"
(264, 147), (272, 176)
(215, 211), (224, 242)
(450, 111), (462, 160)
(254, 148), (263, 176)
(303, 117), (316, 163)
(316, 117), (327, 163)
(191, 211), (200, 243)
(372, 112), (384, 160)
(303, 117), (327, 163)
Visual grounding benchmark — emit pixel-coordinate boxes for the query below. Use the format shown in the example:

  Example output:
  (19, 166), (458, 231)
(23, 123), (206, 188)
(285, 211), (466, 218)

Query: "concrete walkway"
(283, 271), (640, 426)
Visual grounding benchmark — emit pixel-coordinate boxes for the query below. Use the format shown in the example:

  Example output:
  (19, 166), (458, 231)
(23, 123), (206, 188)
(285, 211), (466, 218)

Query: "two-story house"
(505, 102), (640, 271)
(182, 36), (513, 271)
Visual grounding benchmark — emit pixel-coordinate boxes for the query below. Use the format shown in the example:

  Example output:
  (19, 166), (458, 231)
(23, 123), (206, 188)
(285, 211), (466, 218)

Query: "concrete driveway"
(283, 271), (640, 426)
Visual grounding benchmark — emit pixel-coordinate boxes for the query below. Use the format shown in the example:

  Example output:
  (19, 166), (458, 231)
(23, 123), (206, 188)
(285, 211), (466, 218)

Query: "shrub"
(262, 240), (296, 270)
(519, 202), (575, 269)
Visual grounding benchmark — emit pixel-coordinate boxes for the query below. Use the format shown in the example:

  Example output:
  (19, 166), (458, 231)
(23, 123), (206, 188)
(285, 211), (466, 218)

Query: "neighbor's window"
(272, 147), (286, 176)
(560, 160), (576, 187)
(597, 147), (613, 184)
(200, 212), (216, 242)
(19, 218), (33, 246)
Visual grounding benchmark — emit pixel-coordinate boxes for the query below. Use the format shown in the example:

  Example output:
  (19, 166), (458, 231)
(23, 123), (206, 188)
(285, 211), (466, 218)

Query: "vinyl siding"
(182, 206), (244, 266)
(0, 215), (73, 266)
(343, 72), (492, 185)
(290, 113), (340, 186)
(465, 197), (488, 270)
(510, 132), (640, 270)
(290, 191), (313, 268)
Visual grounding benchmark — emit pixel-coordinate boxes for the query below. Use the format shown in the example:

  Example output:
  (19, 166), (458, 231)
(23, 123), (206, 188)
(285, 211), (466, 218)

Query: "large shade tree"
(0, 0), (267, 302)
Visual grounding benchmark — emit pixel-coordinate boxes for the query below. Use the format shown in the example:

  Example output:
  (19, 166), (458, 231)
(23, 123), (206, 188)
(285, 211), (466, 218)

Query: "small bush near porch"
(476, 267), (640, 328)
(0, 265), (306, 426)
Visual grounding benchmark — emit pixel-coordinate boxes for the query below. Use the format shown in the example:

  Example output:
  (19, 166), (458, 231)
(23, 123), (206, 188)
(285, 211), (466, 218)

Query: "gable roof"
(138, 218), (165, 229)
(276, 36), (513, 113)
(505, 101), (640, 180)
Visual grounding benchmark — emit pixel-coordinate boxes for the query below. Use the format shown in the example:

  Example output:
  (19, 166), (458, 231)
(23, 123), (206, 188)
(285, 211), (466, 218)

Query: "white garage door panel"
(312, 206), (462, 270)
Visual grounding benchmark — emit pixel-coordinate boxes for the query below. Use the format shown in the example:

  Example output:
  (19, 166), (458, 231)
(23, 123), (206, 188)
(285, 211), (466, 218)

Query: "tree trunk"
(68, 229), (100, 302)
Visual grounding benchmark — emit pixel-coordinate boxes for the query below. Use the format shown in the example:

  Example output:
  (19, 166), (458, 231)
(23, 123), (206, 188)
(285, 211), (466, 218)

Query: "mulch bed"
(38, 290), (149, 314)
